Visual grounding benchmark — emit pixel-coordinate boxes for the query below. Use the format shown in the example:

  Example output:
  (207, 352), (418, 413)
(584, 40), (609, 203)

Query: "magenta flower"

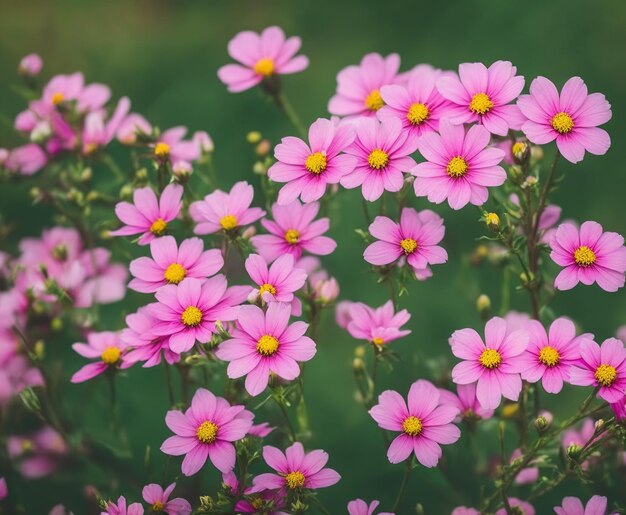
(215, 303), (316, 396)
(142, 482), (191, 515)
(217, 26), (309, 93)
(369, 379), (461, 466)
(7, 426), (68, 479)
(129, 236), (223, 293)
(518, 76), (612, 163)
(71, 331), (131, 383)
(0, 477), (6, 500)
(251, 201), (336, 263)
(411, 119), (506, 210)
(121, 307), (180, 368)
(19, 53), (43, 76)
(495, 498), (534, 515)
(341, 118), (418, 201)
(510, 448), (539, 485)
(100, 496), (144, 515)
(189, 181), (265, 235)
(569, 337), (626, 403)
(554, 495), (608, 515)
(450, 316), (529, 409)
(345, 300), (411, 347)
(235, 490), (287, 514)
(363, 207), (447, 275)
(347, 499), (394, 515)
(245, 253), (307, 307)
(328, 53), (400, 119)
(549, 221), (626, 292)
(268, 118), (356, 204)
(4, 143), (47, 176)
(437, 61), (525, 136)
(438, 383), (494, 421)
(161, 388), (253, 475)
(148, 276), (249, 353)
(110, 184), (183, 245)
(251, 442), (340, 492)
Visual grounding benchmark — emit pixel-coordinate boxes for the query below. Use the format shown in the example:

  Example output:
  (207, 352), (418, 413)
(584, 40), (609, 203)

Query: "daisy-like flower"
(549, 221), (626, 292)
(328, 52), (400, 119)
(150, 127), (204, 166)
(215, 303), (316, 396)
(363, 208), (447, 276)
(369, 379), (461, 466)
(344, 300), (411, 347)
(517, 76), (612, 163)
(342, 118), (418, 201)
(148, 276), (249, 353)
(110, 184), (183, 245)
(217, 26), (309, 93)
(438, 383), (495, 421)
(519, 317), (592, 394)
(100, 496), (144, 515)
(569, 337), (626, 403)
(436, 60), (525, 136)
(554, 495), (608, 515)
(250, 442), (341, 492)
(189, 181), (265, 235)
(268, 118), (356, 204)
(411, 119), (506, 210)
(245, 253), (307, 308)
(71, 331), (131, 383)
(251, 201), (336, 263)
(141, 482), (191, 515)
(450, 316), (529, 410)
(160, 388), (254, 475)
(121, 307), (180, 368)
(235, 490), (287, 515)
(129, 236), (223, 293)
(347, 499), (394, 515)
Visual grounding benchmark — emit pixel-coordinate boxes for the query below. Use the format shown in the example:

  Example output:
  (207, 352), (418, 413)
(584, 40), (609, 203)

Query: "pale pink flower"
(71, 331), (131, 383)
(347, 499), (394, 515)
(19, 53), (43, 76)
(451, 508), (479, 515)
(245, 253), (306, 311)
(510, 448), (539, 485)
(142, 482), (191, 515)
(4, 144), (47, 175)
(100, 496), (144, 515)
(437, 383), (494, 421)
(121, 307), (180, 368)
(344, 300), (411, 347)
(7, 426), (68, 479)
(495, 498), (534, 515)
(554, 495), (608, 515)
(81, 97), (131, 154)
(561, 418), (597, 469)
(152, 127), (203, 165)
(116, 113), (152, 144)
(248, 422), (275, 438)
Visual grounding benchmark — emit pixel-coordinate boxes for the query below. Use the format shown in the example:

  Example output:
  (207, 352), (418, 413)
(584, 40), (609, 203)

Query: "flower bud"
(352, 357), (365, 373)
(511, 141), (530, 164)
(252, 161), (266, 175)
(531, 145), (544, 162)
(476, 294), (491, 318)
(18, 53), (43, 76)
(80, 168), (93, 182)
(354, 346), (366, 358)
(34, 340), (45, 359)
(241, 226), (257, 240)
(508, 165), (524, 184)
(255, 139), (271, 157)
(51, 317), (63, 331)
(594, 419), (604, 431)
(567, 443), (583, 461)
(246, 131), (262, 144)
(534, 415), (550, 433)
(470, 244), (489, 266)
(197, 496), (215, 513)
(135, 168), (148, 180)
(502, 403), (519, 418)
(521, 176), (538, 189)
(172, 161), (192, 180)
(119, 184), (134, 200)
(484, 212), (500, 232)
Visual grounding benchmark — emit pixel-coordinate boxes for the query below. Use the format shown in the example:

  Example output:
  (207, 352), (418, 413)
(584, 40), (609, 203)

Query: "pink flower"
(369, 379), (461, 466)
(437, 61), (525, 136)
(549, 221), (626, 292)
(121, 307), (180, 368)
(245, 253), (307, 308)
(189, 181), (265, 235)
(129, 236), (223, 293)
(519, 317), (591, 394)
(248, 422), (275, 438)
(7, 426), (68, 479)
(554, 495), (608, 515)
(217, 26), (308, 93)
(4, 144), (47, 175)
(569, 337), (626, 403)
(562, 418), (597, 463)
(0, 477), (6, 500)
(152, 127), (203, 165)
(345, 300), (411, 346)
(100, 496), (144, 515)
(19, 53), (43, 76)
(148, 276), (249, 353)
(347, 499), (394, 515)
(328, 53), (400, 119)
(268, 118), (356, 204)
(215, 303), (316, 396)
(341, 118), (418, 202)
(235, 491), (287, 514)
(71, 331), (131, 383)
(251, 442), (341, 492)
(363, 208), (447, 275)
(517, 76), (611, 163)
(307, 268), (340, 305)
(142, 482), (191, 515)
(81, 97), (130, 154)
(251, 201), (336, 263)
(438, 383), (494, 421)
(335, 300), (354, 329)
(411, 119), (506, 210)
(161, 388), (253, 475)
(510, 448), (539, 485)
(450, 316), (529, 410)
(495, 498), (534, 515)
(110, 184), (183, 245)
(116, 113), (152, 144)
(451, 508), (480, 515)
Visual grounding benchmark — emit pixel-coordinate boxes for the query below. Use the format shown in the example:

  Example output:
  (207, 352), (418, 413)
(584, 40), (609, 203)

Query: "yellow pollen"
(402, 415), (423, 436)
(469, 93), (494, 115)
(305, 152), (327, 174)
(485, 212), (500, 226)
(51, 92), (64, 105)
(164, 263), (186, 284)
(574, 246), (596, 267)
(447, 156), (468, 178)
(595, 364), (617, 387)
(219, 214), (238, 231)
(372, 337), (385, 346)
(181, 305), (203, 327)
(400, 238), (418, 254)
(196, 420), (219, 443)
(368, 148), (389, 170)
(285, 229), (300, 244)
(254, 58), (275, 77)
(101, 346), (121, 365)
(251, 498), (264, 509)
(479, 348), (502, 369)
(259, 283), (277, 296)
(407, 103), (430, 125)
(154, 142), (171, 158)
(551, 112), (574, 134)
(152, 501), (165, 512)
(512, 142), (527, 156)
(285, 470), (306, 489)
(150, 218), (167, 236)
(364, 89), (384, 111)
(538, 346), (560, 367)
(257, 334), (279, 356)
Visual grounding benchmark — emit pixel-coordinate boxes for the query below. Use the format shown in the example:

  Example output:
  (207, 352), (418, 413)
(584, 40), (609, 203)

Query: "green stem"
(391, 459), (413, 512)
(275, 91), (307, 139)
(163, 361), (176, 407)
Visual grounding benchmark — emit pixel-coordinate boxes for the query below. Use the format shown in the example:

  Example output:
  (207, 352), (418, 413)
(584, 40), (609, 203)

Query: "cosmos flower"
(71, 331), (131, 383)
(437, 383), (494, 421)
(344, 300), (411, 347)
(18, 53), (43, 76)
(141, 483), (191, 515)
(100, 496), (144, 515)
(554, 495), (608, 515)
(121, 307), (180, 368)
(347, 499), (394, 515)
(245, 253), (307, 310)
(7, 426), (68, 479)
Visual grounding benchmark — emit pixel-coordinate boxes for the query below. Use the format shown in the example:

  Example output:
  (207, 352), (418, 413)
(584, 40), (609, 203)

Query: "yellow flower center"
(402, 415), (423, 436)
(101, 346), (121, 365)
(254, 58), (275, 77)
(400, 238), (418, 254)
(219, 214), (238, 231)
(551, 112), (574, 134)
(152, 501), (165, 512)
(181, 306), (203, 327)
(364, 89), (384, 111)
(305, 152), (327, 174)
(285, 229), (300, 244)
(154, 142), (171, 158)
(595, 364), (617, 387)
(21, 440), (34, 452)
(257, 334), (279, 356)
(196, 420), (219, 443)
(479, 348), (502, 369)
(164, 263), (186, 284)
(485, 212), (500, 226)
(150, 218), (168, 236)
(407, 103), (430, 125)
(284, 470), (306, 489)
(447, 156), (468, 178)
(368, 148), (389, 170)
(512, 142), (527, 156)
(538, 346), (560, 367)
(51, 92), (64, 105)
(372, 337), (385, 346)
(574, 246), (596, 267)
(469, 93), (494, 115)
(259, 283), (277, 296)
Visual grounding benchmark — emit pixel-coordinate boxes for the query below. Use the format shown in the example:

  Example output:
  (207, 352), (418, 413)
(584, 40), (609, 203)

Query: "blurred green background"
(1, 0), (626, 513)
